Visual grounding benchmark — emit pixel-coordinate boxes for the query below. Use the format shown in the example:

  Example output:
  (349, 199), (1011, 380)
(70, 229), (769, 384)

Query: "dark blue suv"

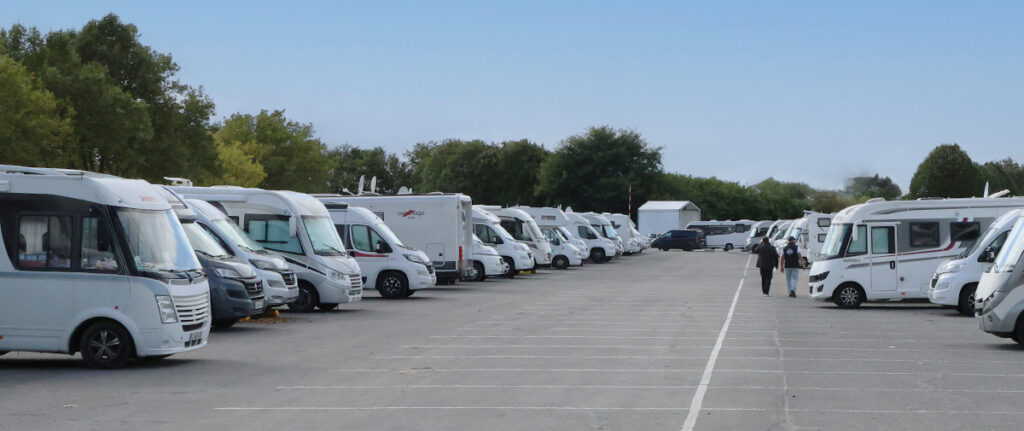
(652, 229), (706, 251)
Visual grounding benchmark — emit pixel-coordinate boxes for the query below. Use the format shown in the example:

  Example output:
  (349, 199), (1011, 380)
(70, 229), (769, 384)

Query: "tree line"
(2, 15), (1022, 221)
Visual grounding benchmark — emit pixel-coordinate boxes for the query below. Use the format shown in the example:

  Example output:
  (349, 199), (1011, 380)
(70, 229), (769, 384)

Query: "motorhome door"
(868, 223), (898, 292)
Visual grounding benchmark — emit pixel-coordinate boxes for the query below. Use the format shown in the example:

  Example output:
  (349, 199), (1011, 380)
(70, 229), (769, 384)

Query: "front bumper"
(260, 269), (299, 306)
(136, 323), (211, 356)
(412, 266), (437, 290)
(928, 272), (960, 306)
(512, 251), (535, 270)
(319, 276), (363, 304)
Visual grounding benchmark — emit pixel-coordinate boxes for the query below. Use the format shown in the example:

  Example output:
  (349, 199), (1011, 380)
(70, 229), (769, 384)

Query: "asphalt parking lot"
(3, 250), (1024, 430)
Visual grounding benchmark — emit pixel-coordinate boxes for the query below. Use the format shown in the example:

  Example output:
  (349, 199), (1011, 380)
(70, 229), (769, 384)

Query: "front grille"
(182, 323), (204, 332)
(173, 292), (210, 325)
(184, 337), (203, 348)
(930, 276), (938, 288)
(242, 279), (263, 296)
(280, 271), (297, 286)
(427, 265), (435, 274)
(349, 274), (363, 296)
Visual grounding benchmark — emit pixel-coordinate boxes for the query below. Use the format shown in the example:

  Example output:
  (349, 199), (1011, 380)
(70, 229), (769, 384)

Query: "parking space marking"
(327, 368), (705, 373)
(398, 344), (715, 349)
(429, 335), (715, 340)
(215, 406), (686, 411)
(371, 355), (713, 359)
(275, 384), (697, 389)
(701, 407), (1024, 415)
(681, 254), (751, 431)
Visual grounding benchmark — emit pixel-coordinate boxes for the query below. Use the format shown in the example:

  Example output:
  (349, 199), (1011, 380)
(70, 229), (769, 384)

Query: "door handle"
(890, 261), (896, 270)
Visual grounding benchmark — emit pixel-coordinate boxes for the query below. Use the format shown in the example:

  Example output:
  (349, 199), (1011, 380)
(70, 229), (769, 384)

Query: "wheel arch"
(68, 315), (138, 356)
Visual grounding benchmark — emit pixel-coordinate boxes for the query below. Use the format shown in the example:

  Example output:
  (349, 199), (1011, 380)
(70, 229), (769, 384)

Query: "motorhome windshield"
(541, 228), (561, 245)
(821, 223), (868, 259)
(182, 222), (232, 259)
(788, 227), (803, 240)
(821, 224), (848, 260)
(116, 208), (201, 274)
(992, 218), (1024, 273)
(503, 219), (535, 242)
(374, 221), (405, 247)
(594, 224), (617, 239)
(302, 216), (347, 257)
(213, 218), (265, 253)
(557, 226), (576, 241)
(750, 227), (769, 238)
(960, 226), (1001, 259)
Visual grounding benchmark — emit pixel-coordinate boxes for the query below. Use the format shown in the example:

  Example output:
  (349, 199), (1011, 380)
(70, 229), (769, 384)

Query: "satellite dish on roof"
(357, 176), (366, 195)
(164, 177), (193, 187)
(370, 176), (377, 194)
(397, 186), (412, 195)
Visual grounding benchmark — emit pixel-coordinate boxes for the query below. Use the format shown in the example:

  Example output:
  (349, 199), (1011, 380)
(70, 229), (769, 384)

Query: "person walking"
(753, 237), (779, 296)
(780, 236), (803, 298)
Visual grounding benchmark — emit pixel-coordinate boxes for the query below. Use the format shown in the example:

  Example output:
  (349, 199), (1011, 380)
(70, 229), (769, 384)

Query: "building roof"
(638, 201), (701, 212)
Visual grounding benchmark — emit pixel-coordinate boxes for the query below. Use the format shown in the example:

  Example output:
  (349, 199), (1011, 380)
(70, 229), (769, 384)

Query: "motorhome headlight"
(328, 270), (347, 283)
(155, 295), (178, 324)
(808, 271), (830, 283)
(516, 243), (529, 252)
(937, 261), (965, 275)
(213, 267), (244, 279)
(404, 254), (426, 264)
(249, 259), (276, 270)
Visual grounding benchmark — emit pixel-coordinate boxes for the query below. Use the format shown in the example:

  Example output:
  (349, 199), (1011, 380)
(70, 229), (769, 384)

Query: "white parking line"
(399, 344), (714, 349)
(371, 355), (713, 359)
(215, 406), (685, 411)
(327, 368), (704, 373)
(702, 407), (1024, 415)
(275, 384), (696, 389)
(681, 254), (751, 431)
(429, 335), (713, 340)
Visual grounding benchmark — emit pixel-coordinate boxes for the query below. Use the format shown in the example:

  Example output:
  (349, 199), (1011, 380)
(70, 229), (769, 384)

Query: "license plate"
(188, 331), (202, 342)
(254, 300), (265, 310)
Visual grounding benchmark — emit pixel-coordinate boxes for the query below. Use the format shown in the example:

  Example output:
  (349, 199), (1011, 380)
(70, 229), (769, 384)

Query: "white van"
(976, 211), (1024, 342)
(604, 213), (643, 254)
(566, 212), (617, 263)
(182, 198), (299, 308)
(773, 212), (833, 264)
(583, 212), (623, 257)
(467, 234), (508, 281)
(171, 186), (362, 312)
(539, 226), (584, 269)
(472, 206), (535, 277)
(320, 202), (436, 298)
(742, 221), (774, 251)
(686, 220), (754, 251)
(515, 206), (590, 257)
(326, 194), (473, 284)
(0, 165), (210, 368)
(478, 206), (553, 267)
(929, 209), (1021, 315)
(808, 196), (1024, 308)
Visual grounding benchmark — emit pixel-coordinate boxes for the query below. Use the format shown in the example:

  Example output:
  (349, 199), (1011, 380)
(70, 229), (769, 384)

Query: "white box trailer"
(329, 194), (473, 284)
(809, 195), (1024, 308)
(638, 201), (701, 238)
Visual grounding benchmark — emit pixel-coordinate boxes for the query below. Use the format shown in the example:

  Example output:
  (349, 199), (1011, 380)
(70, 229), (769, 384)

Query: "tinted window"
(818, 218), (831, 228)
(950, 222), (980, 242)
(246, 216), (303, 254)
(18, 215), (73, 270)
(709, 226), (731, 235)
(475, 224), (502, 244)
(734, 224), (750, 233)
(909, 222), (940, 247)
(81, 216), (119, 272)
(847, 225), (868, 256)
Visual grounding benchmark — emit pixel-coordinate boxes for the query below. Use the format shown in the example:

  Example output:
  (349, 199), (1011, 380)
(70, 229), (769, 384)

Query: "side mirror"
(983, 249), (997, 263)
(375, 240), (391, 254)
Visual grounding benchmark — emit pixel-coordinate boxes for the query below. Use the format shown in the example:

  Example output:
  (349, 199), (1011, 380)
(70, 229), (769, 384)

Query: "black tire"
(1015, 315), (1024, 345)
(378, 271), (410, 299)
(661, 247), (670, 252)
(79, 321), (134, 369)
(832, 283), (865, 309)
(317, 303), (338, 311)
(288, 282), (319, 312)
(403, 289), (416, 297)
(957, 283), (978, 316)
(212, 318), (238, 328)
(502, 256), (516, 278)
(683, 245), (692, 252)
(552, 255), (569, 269)
(724, 244), (734, 251)
(469, 261), (486, 282)
(590, 248), (606, 263)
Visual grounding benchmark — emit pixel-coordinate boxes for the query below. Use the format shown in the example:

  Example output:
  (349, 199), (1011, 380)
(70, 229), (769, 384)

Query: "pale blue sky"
(4, 1), (1022, 191)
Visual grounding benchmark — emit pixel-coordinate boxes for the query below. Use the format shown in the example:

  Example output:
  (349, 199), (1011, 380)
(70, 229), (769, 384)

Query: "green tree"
(408, 139), (500, 199)
(215, 110), (333, 192)
(327, 145), (412, 195)
(749, 178), (813, 219)
(979, 158), (1024, 196)
(538, 126), (663, 213)
(845, 174), (902, 199)
(657, 174), (763, 220)
(908, 144), (983, 198)
(205, 139), (267, 187)
(492, 139), (549, 206)
(0, 54), (71, 166)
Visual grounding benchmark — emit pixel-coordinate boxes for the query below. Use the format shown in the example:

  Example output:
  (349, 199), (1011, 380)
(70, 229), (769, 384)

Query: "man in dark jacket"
(753, 237), (779, 296)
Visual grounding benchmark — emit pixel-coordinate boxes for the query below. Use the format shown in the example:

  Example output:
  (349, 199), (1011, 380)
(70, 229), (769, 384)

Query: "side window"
(909, 222), (940, 247)
(350, 225), (372, 252)
(246, 217), (302, 254)
(81, 216), (119, 272)
(578, 226), (589, 239)
(335, 224), (350, 248)
(18, 215), (73, 270)
(663, 231), (673, 238)
(734, 224), (749, 234)
(950, 222), (980, 242)
(818, 218), (831, 228)
(818, 233), (827, 243)
(846, 225), (868, 256)
(871, 226), (895, 255)
(982, 231), (1011, 262)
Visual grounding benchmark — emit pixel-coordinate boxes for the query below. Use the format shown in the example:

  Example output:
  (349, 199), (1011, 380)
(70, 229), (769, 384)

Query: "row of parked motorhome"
(0, 165), (651, 368)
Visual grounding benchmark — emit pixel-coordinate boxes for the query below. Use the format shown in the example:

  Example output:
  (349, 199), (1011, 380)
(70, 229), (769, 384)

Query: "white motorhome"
(478, 206), (553, 267)
(742, 220), (773, 251)
(686, 220), (754, 251)
(808, 196), (1024, 308)
(182, 198), (299, 308)
(583, 212), (623, 257)
(467, 234), (508, 281)
(929, 209), (1021, 315)
(539, 226), (584, 269)
(0, 166), (210, 368)
(566, 212), (617, 263)
(171, 186), (362, 312)
(604, 213), (644, 254)
(472, 206), (534, 277)
(773, 212), (833, 264)
(318, 201), (436, 298)
(976, 211), (1024, 342)
(330, 193), (473, 284)
(515, 206), (590, 257)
